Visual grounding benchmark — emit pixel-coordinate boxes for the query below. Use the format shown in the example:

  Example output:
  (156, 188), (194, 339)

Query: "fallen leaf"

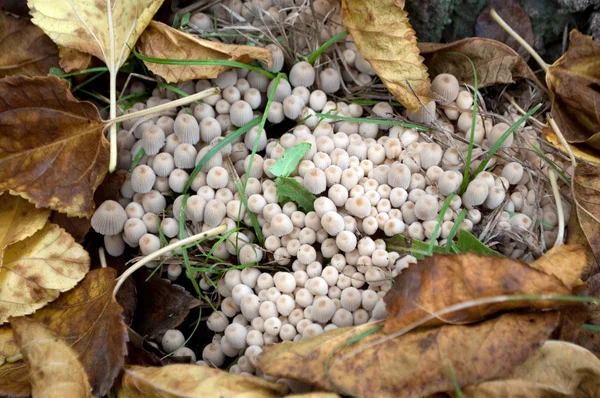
(0, 12), (59, 77)
(528, 244), (587, 290)
(419, 38), (541, 88)
(0, 193), (50, 254)
(0, 223), (89, 324)
(566, 210), (600, 279)
(546, 30), (600, 148)
(475, 0), (535, 60)
(131, 270), (201, 338)
(257, 312), (559, 398)
(58, 47), (92, 73)
(0, 268), (128, 397)
(125, 328), (163, 367)
(341, 0), (433, 112)
(28, 0), (164, 75)
(10, 317), (93, 398)
(458, 340), (600, 397)
(572, 162), (600, 273)
(0, 75), (109, 217)
(287, 394), (341, 398)
(137, 21), (273, 83)
(119, 364), (282, 397)
(543, 127), (600, 164)
(383, 250), (583, 333)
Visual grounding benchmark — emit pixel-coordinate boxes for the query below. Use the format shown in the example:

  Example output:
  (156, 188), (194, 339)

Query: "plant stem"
(307, 31), (349, 65)
(112, 224), (227, 298)
(548, 169), (564, 247)
(108, 70), (118, 172)
(490, 9), (549, 72)
(548, 116), (577, 168)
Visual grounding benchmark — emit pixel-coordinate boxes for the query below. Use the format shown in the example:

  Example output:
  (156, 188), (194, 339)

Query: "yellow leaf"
(458, 341), (600, 397)
(118, 365), (282, 398)
(341, 0), (433, 112)
(0, 223), (89, 324)
(543, 127), (600, 164)
(58, 47), (92, 73)
(0, 193), (50, 255)
(137, 21), (273, 83)
(28, 0), (164, 73)
(11, 317), (92, 398)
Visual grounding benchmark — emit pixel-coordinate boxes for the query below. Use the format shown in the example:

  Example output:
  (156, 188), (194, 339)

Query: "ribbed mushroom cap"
(387, 163), (412, 189)
(502, 162), (524, 185)
(131, 165), (156, 193)
(104, 233), (125, 256)
(283, 94), (305, 120)
(206, 166), (229, 189)
(152, 153), (175, 177)
(139, 233), (161, 256)
(303, 168), (327, 194)
(487, 123), (513, 148)
(230, 100), (254, 127)
(142, 126), (166, 155)
(199, 117), (222, 143)
(174, 143), (198, 169)
(204, 199), (227, 227)
(437, 170), (462, 196)
(431, 73), (460, 104)
(414, 194), (439, 221)
(271, 213), (294, 237)
(406, 101), (437, 124)
(289, 61), (316, 87)
(311, 296), (336, 323)
(345, 196), (371, 218)
(462, 179), (490, 207)
(141, 190), (166, 214)
(123, 218), (147, 245)
(174, 114), (200, 144)
(91, 200), (128, 235)
(319, 68), (341, 93)
(420, 143), (443, 169)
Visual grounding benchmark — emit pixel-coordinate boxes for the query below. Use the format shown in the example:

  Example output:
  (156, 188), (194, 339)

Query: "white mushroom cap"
(240, 294), (261, 321)
(502, 162), (524, 185)
(289, 61), (316, 87)
(168, 169), (189, 193)
(230, 100), (254, 127)
(91, 200), (128, 235)
(152, 153), (175, 177)
(274, 272), (296, 293)
(202, 343), (225, 367)
(331, 308), (353, 327)
(270, 213), (294, 237)
(431, 73), (460, 104)
(414, 194), (440, 221)
(320, 211), (345, 237)
(207, 311), (229, 332)
(406, 101), (437, 124)
(319, 68), (341, 93)
(340, 287), (361, 311)
(131, 165), (156, 194)
(484, 186), (506, 210)
(174, 114), (200, 144)
(224, 323), (247, 349)
(139, 233), (161, 255)
(204, 199), (227, 227)
(487, 123), (513, 148)
(344, 196), (371, 218)
(174, 143), (197, 169)
(336, 231), (357, 253)
(162, 329), (185, 353)
(438, 170), (462, 196)
(387, 163), (412, 189)
(141, 190), (166, 214)
(142, 126), (166, 156)
(456, 91), (473, 110)
(246, 331), (264, 347)
(462, 179), (490, 208)
(303, 168), (327, 194)
(420, 143), (443, 169)
(311, 296), (336, 323)
(314, 197), (336, 217)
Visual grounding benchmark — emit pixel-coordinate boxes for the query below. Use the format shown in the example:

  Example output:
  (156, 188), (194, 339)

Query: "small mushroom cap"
(174, 114), (200, 144)
(91, 200), (128, 235)
(431, 73), (460, 104)
(289, 61), (316, 87)
(131, 165), (156, 194)
(502, 162), (524, 185)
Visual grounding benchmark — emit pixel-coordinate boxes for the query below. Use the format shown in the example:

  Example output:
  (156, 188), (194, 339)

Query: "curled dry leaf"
(119, 364), (282, 398)
(341, 0), (433, 112)
(28, 0), (164, 74)
(0, 193), (50, 255)
(0, 223), (89, 324)
(258, 313), (559, 398)
(546, 31), (600, 148)
(457, 341), (600, 397)
(383, 249), (584, 333)
(131, 270), (200, 338)
(10, 317), (92, 398)
(572, 162), (600, 271)
(0, 268), (127, 397)
(543, 127), (600, 164)
(137, 21), (273, 83)
(58, 47), (92, 74)
(0, 12), (59, 77)
(0, 75), (109, 217)
(419, 37), (541, 88)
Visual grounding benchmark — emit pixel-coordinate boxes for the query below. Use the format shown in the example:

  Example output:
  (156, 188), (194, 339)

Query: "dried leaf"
(58, 47), (92, 73)
(475, 0), (534, 60)
(383, 250), (583, 333)
(528, 244), (587, 290)
(137, 21), (273, 83)
(546, 31), (600, 148)
(132, 271), (200, 338)
(0, 223), (89, 324)
(119, 364), (282, 398)
(275, 177), (317, 213)
(0, 12), (59, 77)
(28, 0), (164, 74)
(572, 163), (600, 270)
(543, 127), (600, 164)
(458, 340), (600, 397)
(341, 0), (433, 112)
(0, 75), (109, 217)
(258, 313), (559, 398)
(419, 38), (540, 88)
(0, 268), (128, 397)
(10, 317), (93, 398)
(0, 193), (50, 254)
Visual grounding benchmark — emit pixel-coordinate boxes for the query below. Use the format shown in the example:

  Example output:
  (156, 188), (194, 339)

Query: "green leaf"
(49, 67), (65, 77)
(269, 143), (311, 178)
(455, 229), (499, 256)
(384, 234), (446, 260)
(180, 12), (191, 27)
(172, 13), (181, 28)
(275, 177), (316, 212)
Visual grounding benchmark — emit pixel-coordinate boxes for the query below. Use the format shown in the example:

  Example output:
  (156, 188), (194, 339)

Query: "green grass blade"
(313, 113), (430, 131)
(307, 31), (349, 65)
(427, 193), (455, 255)
(445, 208), (467, 250)
(130, 147), (145, 170)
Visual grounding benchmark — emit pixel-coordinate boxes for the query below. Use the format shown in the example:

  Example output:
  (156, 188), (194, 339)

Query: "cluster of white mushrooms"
(88, 1), (570, 389)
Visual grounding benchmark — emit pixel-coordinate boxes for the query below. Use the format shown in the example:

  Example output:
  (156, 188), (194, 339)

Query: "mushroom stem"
(548, 169), (565, 248)
(490, 9), (549, 72)
(107, 87), (221, 128)
(109, 70), (118, 172)
(98, 247), (107, 268)
(112, 223), (227, 298)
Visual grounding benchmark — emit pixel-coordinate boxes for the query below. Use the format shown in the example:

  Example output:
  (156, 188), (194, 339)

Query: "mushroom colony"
(90, 0), (571, 391)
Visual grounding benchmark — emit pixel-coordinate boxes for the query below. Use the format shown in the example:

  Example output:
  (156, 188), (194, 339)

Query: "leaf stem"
(112, 224), (227, 298)
(548, 116), (577, 168)
(108, 70), (118, 172)
(490, 8), (549, 71)
(548, 169), (565, 248)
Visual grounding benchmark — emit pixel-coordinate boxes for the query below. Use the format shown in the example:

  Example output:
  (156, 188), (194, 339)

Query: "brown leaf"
(419, 38), (541, 88)
(257, 312), (559, 398)
(475, 0), (534, 60)
(0, 223), (90, 324)
(137, 21), (273, 83)
(341, 0), (433, 112)
(0, 75), (110, 217)
(132, 270), (201, 338)
(543, 127), (600, 164)
(546, 30), (600, 147)
(458, 341), (600, 397)
(528, 244), (587, 290)
(572, 162), (600, 272)
(119, 364), (282, 397)
(566, 209), (600, 279)
(59, 47), (92, 73)
(10, 317), (93, 398)
(383, 250), (583, 333)
(0, 193), (50, 254)
(0, 13), (59, 77)
(0, 268), (128, 397)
